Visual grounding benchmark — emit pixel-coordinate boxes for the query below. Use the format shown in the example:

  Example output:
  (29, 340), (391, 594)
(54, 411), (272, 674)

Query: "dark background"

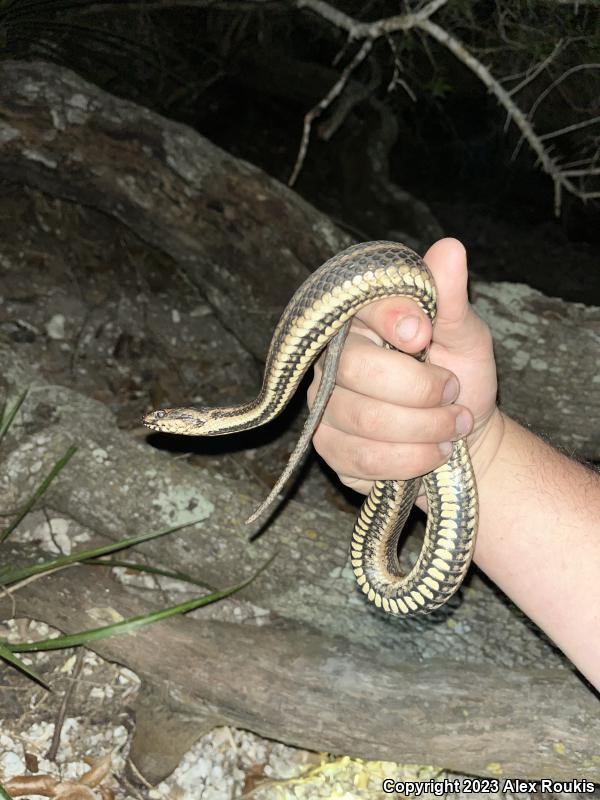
(1, 0), (599, 302)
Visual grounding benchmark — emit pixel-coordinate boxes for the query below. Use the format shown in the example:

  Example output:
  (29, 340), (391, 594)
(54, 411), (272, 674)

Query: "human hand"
(307, 238), (502, 509)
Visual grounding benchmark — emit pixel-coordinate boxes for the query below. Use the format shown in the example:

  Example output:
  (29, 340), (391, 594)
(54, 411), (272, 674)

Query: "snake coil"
(144, 241), (478, 615)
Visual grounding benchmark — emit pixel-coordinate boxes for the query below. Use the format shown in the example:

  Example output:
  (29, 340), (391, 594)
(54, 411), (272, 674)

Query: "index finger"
(355, 293), (433, 354)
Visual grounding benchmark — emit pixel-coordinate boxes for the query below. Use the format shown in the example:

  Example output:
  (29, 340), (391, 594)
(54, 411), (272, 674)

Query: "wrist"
(467, 407), (506, 489)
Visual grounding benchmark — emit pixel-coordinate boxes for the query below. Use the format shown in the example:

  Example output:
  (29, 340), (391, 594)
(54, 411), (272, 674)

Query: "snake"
(143, 241), (478, 616)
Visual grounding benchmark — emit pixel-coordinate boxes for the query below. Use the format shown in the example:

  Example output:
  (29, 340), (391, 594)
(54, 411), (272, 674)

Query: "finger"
(422, 238), (483, 352)
(310, 331), (459, 409)
(336, 474), (373, 495)
(314, 384), (473, 443)
(354, 296), (433, 354)
(312, 424), (452, 481)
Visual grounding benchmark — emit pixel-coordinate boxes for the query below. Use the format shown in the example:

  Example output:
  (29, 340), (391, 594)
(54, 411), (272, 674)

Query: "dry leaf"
(54, 783), (96, 800)
(24, 752), (39, 773)
(4, 774), (58, 797)
(78, 753), (112, 788)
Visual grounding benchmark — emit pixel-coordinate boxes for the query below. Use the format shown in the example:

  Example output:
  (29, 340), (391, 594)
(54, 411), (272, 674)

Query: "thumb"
(423, 238), (482, 353)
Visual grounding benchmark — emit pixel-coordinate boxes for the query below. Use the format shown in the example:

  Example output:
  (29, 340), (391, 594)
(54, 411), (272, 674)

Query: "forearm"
(473, 412), (600, 687)
(306, 239), (599, 683)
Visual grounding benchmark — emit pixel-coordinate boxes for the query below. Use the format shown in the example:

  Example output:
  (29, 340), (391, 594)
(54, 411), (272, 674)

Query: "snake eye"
(156, 410), (166, 418)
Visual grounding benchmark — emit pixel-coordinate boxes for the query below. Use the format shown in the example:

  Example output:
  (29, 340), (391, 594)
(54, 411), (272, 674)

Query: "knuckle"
(410, 444), (441, 476)
(338, 351), (378, 389)
(412, 371), (439, 407)
(352, 446), (380, 477)
(339, 475), (371, 494)
(427, 408), (456, 441)
(348, 399), (379, 435)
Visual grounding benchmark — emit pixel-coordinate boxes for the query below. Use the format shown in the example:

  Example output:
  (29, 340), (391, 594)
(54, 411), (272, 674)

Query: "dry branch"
(288, 39), (373, 186)
(57, 0), (600, 210)
(294, 0), (600, 213)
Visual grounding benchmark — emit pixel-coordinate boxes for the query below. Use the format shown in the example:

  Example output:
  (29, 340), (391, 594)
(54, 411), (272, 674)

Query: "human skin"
(307, 238), (600, 690)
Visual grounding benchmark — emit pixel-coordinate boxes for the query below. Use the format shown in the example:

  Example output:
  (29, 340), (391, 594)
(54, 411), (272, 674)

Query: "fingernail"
(395, 316), (420, 342)
(455, 410), (472, 436)
(442, 376), (459, 404)
(439, 441), (452, 457)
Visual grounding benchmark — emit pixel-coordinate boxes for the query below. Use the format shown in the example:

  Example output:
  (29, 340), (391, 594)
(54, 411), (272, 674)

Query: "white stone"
(0, 751), (25, 777)
(46, 313), (66, 340)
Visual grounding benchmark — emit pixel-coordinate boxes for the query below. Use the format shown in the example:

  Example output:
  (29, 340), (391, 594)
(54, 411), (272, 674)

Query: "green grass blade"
(82, 557), (212, 589)
(0, 639), (49, 689)
(0, 445), (77, 546)
(0, 388), (28, 445)
(0, 518), (207, 586)
(8, 554), (276, 653)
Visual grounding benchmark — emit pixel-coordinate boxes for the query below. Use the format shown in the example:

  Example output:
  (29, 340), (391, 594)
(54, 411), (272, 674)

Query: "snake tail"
(246, 323), (351, 524)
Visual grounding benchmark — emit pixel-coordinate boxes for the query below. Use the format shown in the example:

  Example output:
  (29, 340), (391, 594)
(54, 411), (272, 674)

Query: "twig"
(533, 0), (600, 5)
(386, 34), (417, 99)
(47, 649), (85, 761)
(296, 0), (449, 39)
(289, 0), (448, 185)
(289, 0), (600, 214)
(539, 114), (600, 141)
(502, 39), (567, 133)
(560, 167), (600, 176)
(288, 39), (373, 186)
(2, 563), (78, 594)
(417, 18), (587, 215)
(527, 63), (600, 122)
(126, 758), (155, 790)
(0, 584), (16, 618)
(507, 39), (565, 97)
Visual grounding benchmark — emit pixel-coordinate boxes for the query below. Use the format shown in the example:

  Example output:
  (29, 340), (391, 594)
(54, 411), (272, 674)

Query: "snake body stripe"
(143, 241), (478, 616)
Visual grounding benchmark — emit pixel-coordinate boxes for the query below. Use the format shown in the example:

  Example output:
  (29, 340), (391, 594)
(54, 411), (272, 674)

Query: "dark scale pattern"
(251, 242), (437, 426)
(352, 439), (478, 615)
(205, 240), (477, 616)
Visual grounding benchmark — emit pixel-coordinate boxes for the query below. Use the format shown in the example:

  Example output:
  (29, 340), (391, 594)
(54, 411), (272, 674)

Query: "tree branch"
(288, 39), (373, 186)
(293, 0), (600, 214)
(296, 0), (449, 39)
(67, 0), (600, 213)
(416, 19), (588, 214)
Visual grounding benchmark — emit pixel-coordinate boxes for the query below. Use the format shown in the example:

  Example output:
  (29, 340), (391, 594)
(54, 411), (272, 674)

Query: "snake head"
(142, 407), (210, 435)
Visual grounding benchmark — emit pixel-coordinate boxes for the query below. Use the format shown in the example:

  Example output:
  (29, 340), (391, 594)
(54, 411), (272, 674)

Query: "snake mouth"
(142, 413), (165, 432)
(142, 409), (168, 428)
(142, 418), (161, 431)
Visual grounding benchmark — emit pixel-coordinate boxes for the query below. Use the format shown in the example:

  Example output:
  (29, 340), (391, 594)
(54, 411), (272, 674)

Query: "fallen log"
(0, 60), (597, 458)
(7, 564), (598, 785)
(1, 348), (598, 782)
